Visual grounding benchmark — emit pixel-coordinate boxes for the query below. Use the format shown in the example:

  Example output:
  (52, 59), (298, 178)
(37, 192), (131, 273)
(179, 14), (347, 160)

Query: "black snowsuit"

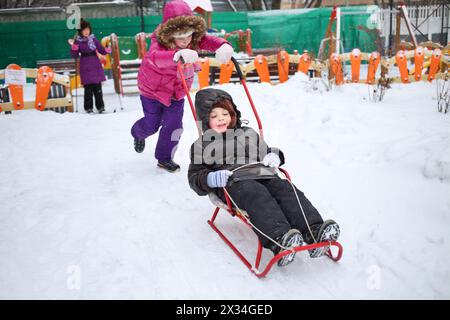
(188, 88), (323, 249)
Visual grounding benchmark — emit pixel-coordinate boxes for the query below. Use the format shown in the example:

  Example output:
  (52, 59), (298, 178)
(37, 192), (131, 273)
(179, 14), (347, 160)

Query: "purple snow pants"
(131, 95), (184, 162)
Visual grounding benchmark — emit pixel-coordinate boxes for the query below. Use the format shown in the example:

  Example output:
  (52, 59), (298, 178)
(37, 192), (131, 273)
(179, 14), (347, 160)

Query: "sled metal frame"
(178, 56), (343, 277)
(207, 178), (343, 278)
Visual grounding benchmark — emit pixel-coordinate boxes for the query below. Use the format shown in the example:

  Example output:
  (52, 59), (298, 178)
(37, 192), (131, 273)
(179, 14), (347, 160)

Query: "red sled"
(178, 56), (343, 278)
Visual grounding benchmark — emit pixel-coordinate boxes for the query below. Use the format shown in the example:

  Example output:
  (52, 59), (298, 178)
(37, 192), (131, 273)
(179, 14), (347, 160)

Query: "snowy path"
(1, 76), (449, 299)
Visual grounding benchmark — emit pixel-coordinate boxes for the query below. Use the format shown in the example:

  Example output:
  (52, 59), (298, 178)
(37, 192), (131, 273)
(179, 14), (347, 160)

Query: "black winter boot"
(302, 223), (322, 245)
(307, 219), (340, 258)
(271, 229), (304, 267)
(157, 160), (180, 173)
(134, 138), (145, 153)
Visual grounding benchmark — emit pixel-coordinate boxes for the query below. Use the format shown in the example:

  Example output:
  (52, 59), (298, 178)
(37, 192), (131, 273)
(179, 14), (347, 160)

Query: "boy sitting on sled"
(188, 88), (340, 267)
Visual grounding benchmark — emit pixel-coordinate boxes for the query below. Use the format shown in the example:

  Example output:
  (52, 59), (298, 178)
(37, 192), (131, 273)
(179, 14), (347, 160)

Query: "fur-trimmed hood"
(156, 0), (206, 50)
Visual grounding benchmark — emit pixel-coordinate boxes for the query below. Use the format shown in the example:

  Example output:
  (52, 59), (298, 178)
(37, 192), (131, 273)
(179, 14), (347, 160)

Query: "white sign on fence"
(5, 69), (26, 86)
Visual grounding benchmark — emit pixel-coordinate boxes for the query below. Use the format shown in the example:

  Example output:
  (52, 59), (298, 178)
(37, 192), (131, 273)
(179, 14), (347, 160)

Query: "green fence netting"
(0, 6), (379, 69)
(247, 6), (379, 56)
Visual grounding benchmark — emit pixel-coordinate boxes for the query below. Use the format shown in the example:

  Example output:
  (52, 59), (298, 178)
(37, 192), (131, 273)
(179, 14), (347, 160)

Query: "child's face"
(209, 107), (231, 133)
(174, 35), (192, 49)
(82, 27), (91, 37)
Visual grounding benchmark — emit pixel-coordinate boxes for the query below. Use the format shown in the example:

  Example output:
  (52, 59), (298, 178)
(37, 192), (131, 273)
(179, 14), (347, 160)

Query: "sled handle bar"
(227, 56), (263, 139)
(177, 61), (202, 136)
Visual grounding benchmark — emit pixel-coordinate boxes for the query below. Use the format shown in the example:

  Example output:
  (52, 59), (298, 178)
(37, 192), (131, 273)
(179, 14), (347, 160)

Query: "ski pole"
(112, 38), (123, 113)
(75, 58), (79, 112)
(113, 90), (123, 113)
(69, 34), (79, 113)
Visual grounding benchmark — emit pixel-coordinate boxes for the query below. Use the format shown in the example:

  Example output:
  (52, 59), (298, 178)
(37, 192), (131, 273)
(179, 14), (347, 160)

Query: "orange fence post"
(254, 55), (271, 83)
(198, 58), (210, 89)
(350, 48), (362, 83)
(395, 50), (409, 83)
(428, 48), (441, 82)
(366, 51), (380, 84)
(414, 46), (424, 81)
(277, 50), (290, 83)
(219, 62), (234, 84)
(297, 52), (311, 75)
(330, 53), (344, 85)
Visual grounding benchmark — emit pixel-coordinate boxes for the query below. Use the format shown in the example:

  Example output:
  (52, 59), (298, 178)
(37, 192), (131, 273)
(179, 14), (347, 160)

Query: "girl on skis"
(69, 19), (111, 114)
(188, 88), (341, 267)
(131, 0), (234, 172)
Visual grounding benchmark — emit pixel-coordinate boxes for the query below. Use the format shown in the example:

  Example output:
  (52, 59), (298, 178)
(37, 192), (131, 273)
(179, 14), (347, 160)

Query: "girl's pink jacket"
(138, 31), (227, 106)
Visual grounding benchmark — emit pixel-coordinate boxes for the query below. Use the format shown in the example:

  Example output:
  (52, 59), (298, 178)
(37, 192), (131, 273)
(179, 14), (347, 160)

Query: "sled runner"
(178, 56), (343, 278)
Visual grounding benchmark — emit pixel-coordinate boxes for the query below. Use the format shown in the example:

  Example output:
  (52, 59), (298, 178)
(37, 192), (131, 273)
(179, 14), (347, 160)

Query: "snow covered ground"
(1, 74), (449, 299)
